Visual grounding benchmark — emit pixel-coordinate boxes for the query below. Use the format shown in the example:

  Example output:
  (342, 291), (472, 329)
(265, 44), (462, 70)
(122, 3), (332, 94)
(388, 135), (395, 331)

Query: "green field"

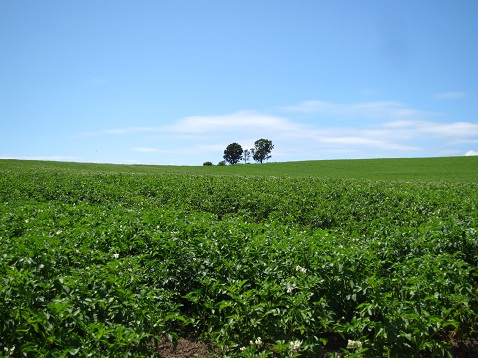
(1, 158), (477, 357)
(2, 155), (477, 180)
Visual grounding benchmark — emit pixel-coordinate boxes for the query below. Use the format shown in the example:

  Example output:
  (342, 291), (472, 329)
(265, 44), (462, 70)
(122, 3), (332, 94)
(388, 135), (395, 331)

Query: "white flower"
(25, 219), (29, 224)
(295, 265), (307, 274)
(286, 285), (295, 293)
(253, 337), (263, 346)
(239, 346), (247, 351)
(113, 253), (119, 259)
(4, 346), (15, 355)
(347, 340), (362, 349)
(290, 340), (302, 352)
(56, 230), (62, 235)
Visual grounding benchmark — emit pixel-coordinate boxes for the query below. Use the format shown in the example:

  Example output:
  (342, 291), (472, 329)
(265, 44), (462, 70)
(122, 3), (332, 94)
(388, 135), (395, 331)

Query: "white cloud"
(281, 100), (433, 120)
(176, 144), (228, 155)
(161, 109), (426, 157)
(160, 105), (478, 161)
(130, 147), (159, 152)
(167, 111), (294, 134)
(379, 120), (478, 138)
(0, 155), (77, 161)
(421, 122), (478, 138)
(76, 99), (478, 164)
(321, 135), (420, 151)
(434, 92), (465, 100)
(281, 100), (339, 113)
(104, 127), (158, 135)
(78, 127), (159, 137)
(465, 150), (478, 156)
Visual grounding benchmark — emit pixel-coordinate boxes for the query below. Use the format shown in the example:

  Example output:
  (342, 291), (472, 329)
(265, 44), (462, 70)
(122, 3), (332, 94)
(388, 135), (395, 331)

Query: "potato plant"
(0, 163), (477, 357)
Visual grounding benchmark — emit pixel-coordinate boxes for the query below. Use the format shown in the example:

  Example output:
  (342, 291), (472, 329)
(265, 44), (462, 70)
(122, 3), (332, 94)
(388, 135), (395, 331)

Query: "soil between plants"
(153, 336), (216, 358)
(152, 332), (478, 357)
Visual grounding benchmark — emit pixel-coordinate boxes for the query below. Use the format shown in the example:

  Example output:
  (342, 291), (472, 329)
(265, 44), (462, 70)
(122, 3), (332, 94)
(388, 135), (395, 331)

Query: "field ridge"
(1, 155), (477, 180)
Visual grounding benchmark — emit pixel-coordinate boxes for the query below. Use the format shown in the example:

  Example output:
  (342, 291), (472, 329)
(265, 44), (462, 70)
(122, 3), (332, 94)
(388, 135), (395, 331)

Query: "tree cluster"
(222, 139), (274, 165)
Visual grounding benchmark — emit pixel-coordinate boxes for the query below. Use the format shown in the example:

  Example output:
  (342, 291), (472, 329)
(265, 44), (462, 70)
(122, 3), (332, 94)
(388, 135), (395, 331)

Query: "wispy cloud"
(434, 92), (465, 100)
(104, 127), (158, 135)
(280, 100), (338, 113)
(378, 120), (478, 138)
(280, 100), (434, 120)
(76, 99), (478, 164)
(130, 147), (159, 152)
(164, 104), (477, 160)
(465, 150), (478, 156)
(167, 111), (294, 134)
(320, 134), (420, 151)
(0, 155), (77, 161)
(175, 144), (228, 155)
(79, 127), (159, 136)
(165, 111), (314, 150)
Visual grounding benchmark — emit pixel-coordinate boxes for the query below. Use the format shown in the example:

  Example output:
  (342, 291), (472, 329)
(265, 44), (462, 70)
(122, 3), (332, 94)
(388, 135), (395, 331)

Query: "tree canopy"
(223, 143), (243, 165)
(252, 139), (274, 163)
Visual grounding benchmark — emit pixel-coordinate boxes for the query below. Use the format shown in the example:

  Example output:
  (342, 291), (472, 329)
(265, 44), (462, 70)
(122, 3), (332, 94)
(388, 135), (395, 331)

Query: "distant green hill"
(1, 156), (477, 181)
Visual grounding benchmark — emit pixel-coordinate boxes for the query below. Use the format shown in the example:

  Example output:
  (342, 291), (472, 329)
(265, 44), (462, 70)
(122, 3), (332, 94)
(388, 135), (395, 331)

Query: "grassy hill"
(1, 156), (477, 181)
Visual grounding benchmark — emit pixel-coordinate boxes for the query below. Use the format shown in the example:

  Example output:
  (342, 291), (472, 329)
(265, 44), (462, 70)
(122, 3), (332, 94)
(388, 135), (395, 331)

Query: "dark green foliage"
(223, 143), (243, 165)
(252, 138), (274, 163)
(0, 161), (477, 356)
(203, 161), (213, 166)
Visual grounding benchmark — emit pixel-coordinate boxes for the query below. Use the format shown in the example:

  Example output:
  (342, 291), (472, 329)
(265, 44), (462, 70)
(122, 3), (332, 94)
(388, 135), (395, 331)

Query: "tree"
(242, 149), (251, 164)
(223, 143), (243, 165)
(203, 161), (213, 166)
(252, 139), (274, 163)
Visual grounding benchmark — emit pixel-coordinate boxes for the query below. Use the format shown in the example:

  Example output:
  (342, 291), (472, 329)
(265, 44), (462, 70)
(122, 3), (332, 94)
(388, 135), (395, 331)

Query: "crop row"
(1, 168), (477, 356)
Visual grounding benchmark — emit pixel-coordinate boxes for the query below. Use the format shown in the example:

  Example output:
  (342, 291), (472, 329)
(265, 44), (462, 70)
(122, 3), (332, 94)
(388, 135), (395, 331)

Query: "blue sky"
(1, 1), (478, 165)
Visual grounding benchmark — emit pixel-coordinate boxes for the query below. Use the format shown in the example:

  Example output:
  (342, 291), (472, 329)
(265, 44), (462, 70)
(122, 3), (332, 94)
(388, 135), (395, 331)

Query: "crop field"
(4, 156), (477, 180)
(0, 158), (477, 357)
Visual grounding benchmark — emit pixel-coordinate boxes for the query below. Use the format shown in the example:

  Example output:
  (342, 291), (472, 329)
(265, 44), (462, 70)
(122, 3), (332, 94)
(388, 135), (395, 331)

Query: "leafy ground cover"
(0, 159), (477, 357)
